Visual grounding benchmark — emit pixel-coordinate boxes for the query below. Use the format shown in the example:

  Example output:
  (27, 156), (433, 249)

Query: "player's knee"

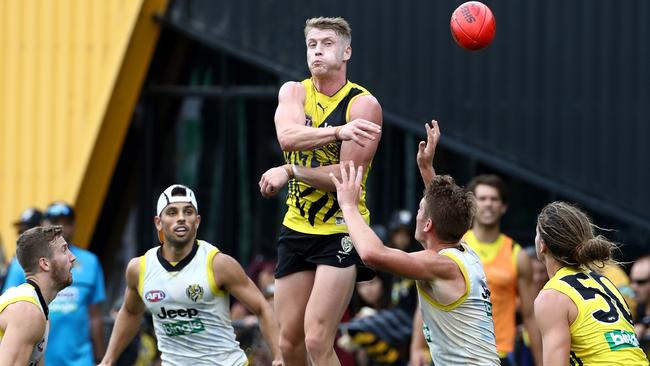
(304, 330), (333, 359)
(279, 334), (304, 357)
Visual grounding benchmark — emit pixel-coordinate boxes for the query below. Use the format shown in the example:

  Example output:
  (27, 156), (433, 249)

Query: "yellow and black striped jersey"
(282, 78), (373, 235)
(543, 267), (648, 365)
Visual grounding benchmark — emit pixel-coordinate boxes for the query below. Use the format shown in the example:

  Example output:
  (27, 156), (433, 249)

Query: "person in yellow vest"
(534, 201), (648, 365)
(258, 16), (382, 366)
(463, 174), (542, 366)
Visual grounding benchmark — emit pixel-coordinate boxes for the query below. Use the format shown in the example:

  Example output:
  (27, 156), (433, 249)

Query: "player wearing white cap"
(99, 184), (283, 366)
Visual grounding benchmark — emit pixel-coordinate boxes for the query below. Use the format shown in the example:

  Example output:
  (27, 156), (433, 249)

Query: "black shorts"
(275, 226), (375, 282)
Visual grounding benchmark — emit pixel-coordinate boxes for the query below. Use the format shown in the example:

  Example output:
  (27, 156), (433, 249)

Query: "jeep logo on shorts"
(341, 236), (353, 253)
(186, 284), (204, 302)
(145, 290), (166, 303)
(156, 307), (199, 319)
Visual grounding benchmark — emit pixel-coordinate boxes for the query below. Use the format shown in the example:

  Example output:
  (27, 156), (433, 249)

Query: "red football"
(450, 1), (496, 51)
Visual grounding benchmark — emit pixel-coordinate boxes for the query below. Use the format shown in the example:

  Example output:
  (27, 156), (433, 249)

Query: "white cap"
(156, 184), (198, 216)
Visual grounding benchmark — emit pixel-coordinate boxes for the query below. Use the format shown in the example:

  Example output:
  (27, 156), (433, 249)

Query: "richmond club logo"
(186, 284), (204, 302)
(341, 236), (353, 253)
(145, 290), (166, 303)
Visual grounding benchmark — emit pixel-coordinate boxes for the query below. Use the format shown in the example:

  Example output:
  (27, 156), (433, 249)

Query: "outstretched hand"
(329, 161), (364, 210)
(416, 119), (441, 169)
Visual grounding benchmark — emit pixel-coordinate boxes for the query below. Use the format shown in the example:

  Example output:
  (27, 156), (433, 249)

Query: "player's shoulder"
(278, 81), (307, 99)
(348, 93), (382, 122)
(1, 298), (47, 334)
(126, 256), (143, 278)
(535, 288), (573, 316)
(351, 93), (380, 108)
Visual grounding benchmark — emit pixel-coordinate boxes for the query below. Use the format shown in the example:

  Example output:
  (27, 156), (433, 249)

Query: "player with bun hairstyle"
(534, 202), (648, 365)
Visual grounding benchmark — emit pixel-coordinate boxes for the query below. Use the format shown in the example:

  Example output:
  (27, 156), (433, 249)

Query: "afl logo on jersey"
(186, 284), (204, 302)
(145, 290), (166, 303)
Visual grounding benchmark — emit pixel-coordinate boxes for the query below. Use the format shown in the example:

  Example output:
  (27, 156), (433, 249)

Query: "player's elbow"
(359, 248), (380, 268)
(253, 299), (274, 320)
(277, 133), (296, 151)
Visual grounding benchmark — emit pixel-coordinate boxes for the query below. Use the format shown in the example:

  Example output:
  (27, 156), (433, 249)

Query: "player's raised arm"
(330, 161), (462, 282)
(0, 302), (46, 366)
(99, 258), (146, 366)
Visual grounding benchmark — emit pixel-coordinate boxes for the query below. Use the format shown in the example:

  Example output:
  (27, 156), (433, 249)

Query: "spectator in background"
(2, 207), (44, 288)
(463, 175), (542, 366)
(603, 262), (638, 320)
(13, 207), (44, 235)
(3, 201), (107, 365)
(631, 256), (650, 346)
(387, 210), (420, 315)
(340, 273), (396, 366)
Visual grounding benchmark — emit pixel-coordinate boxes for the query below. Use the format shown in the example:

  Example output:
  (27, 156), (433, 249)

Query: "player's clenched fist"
(259, 165), (291, 198)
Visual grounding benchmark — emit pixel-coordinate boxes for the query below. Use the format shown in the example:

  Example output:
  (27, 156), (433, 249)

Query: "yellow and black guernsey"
(543, 267), (648, 365)
(283, 78), (372, 235)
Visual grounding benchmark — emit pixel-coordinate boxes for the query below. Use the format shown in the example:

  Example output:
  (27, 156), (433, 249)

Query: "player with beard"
(100, 185), (283, 366)
(0, 225), (76, 366)
(463, 175), (542, 366)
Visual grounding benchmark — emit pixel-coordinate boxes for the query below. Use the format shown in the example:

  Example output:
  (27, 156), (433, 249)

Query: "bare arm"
(416, 121), (440, 187)
(89, 303), (106, 362)
(98, 258), (146, 365)
(0, 302), (46, 366)
(517, 250), (543, 366)
(293, 94), (382, 191)
(274, 82), (381, 151)
(409, 303), (429, 366)
(535, 289), (573, 366)
(213, 253), (283, 366)
(332, 162), (460, 282)
(260, 94), (383, 197)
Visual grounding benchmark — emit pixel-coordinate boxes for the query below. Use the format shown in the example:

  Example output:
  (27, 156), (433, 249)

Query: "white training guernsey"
(139, 240), (248, 366)
(0, 282), (50, 366)
(417, 243), (499, 365)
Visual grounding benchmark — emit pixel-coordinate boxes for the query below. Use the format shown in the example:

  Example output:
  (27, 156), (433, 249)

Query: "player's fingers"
(351, 135), (367, 148)
(431, 119), (441, 138)
(355, 130), (375, 141)
(329, 172), (342, 188)
(348, 161), (356, 188)
(358, 121), (381, 133)
(425, 123), (434, 145)
(355, 164), (364, 188)
(418, 141), (426, 152)
(340, 161), (349, 184)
